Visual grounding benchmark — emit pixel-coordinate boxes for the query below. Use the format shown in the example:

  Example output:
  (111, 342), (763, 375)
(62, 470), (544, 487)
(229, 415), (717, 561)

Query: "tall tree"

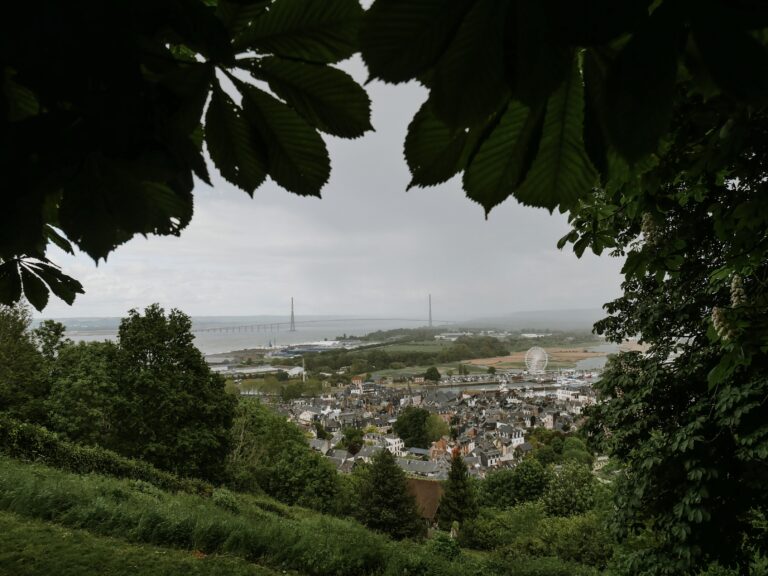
(479, 457), (550, 509)
(425, 413), (450, 442)
(339, 427), (364, 455)
(438, 450), (478, 530)
(33, 320), (70, 362)
(46, 341), (118, 446)
(356, 448), (423, 540)
(0, 304), (48, 423)
(111, 304), (236, 482)
(393, 406), (431, 449)
(424, 366), (441, 382)
(575, 100), (768, 574)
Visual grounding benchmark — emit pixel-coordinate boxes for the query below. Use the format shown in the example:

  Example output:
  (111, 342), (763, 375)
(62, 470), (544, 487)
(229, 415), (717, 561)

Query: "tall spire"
(429, 294), (433, 328)
(289, 297), (296, 332)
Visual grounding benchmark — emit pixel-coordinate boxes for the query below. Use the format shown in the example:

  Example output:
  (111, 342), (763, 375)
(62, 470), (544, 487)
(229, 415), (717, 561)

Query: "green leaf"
(205, 84), (267, 195)
(0, 260), (22, 306)
(604, 1), (681, 162)
(463, 100), (545, 213)
(20, 266), (48, 311)
(239, 84), (330, 196)
(251, 57), (371, 138)
(59, 156), (194, 260)
(236, 0), (362, 63)
(404, 99), (474, 189)
(360, 0), (473, 83)
(26, 261), (84, 306)
(45, 225), (74, 255)
(557, 230), (579, 250)
(431, 0), (509, 129)
(573, 236), (591, 257)
(515, 58), (598, 212)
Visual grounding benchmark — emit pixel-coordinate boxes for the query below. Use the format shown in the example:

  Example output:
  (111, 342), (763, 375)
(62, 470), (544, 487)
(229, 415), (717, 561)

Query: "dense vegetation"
(296, 335), (511, 375)
(0, 304), (235, 482)
(9, 297), (761, 574)
(0, 443), (616, 576)
(226, 399), (343, 513)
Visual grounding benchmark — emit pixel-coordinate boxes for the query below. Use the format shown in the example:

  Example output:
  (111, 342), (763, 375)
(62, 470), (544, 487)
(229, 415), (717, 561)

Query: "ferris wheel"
(525, 346), (548, 374)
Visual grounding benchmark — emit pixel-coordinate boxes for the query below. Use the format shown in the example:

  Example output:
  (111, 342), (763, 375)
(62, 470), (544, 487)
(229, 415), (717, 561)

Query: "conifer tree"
(438, 450), (478, 530)
(357, 448), (423, 540)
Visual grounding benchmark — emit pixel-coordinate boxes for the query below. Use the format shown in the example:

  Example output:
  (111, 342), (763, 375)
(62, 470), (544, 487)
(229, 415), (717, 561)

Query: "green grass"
(375, 340), (454, 353)
(0, 510), (281, 576)
(0, 456), (480, 576)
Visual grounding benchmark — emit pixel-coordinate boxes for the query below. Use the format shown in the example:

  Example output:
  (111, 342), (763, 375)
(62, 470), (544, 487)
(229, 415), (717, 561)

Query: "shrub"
(427, 531), (461, 560)
(459, 502), (546, 550)
(212, 488), (240, 513)
(542, 461), (596, 517)
(0, 415), (211, 495)
(503, 513), (615, 569)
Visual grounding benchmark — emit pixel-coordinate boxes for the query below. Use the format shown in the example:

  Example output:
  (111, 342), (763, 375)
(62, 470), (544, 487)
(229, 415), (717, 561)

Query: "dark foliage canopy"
(581, 99), (768, 574)
(1, 0), (370, 309)
(4, 1), (768, 310)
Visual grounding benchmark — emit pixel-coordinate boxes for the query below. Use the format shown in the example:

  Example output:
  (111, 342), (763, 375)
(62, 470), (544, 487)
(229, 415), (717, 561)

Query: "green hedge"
(0, 415), (211, 496)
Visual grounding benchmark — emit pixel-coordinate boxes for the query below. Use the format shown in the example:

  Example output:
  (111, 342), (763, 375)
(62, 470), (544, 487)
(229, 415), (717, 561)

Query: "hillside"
(0, 456), (484, 576)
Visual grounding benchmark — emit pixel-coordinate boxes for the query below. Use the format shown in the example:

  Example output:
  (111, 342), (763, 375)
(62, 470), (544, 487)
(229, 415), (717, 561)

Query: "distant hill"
(464, 308), (604, 331)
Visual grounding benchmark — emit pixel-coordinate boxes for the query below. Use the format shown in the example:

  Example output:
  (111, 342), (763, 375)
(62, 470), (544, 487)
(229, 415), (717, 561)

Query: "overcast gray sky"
(40, 56), (624, 320)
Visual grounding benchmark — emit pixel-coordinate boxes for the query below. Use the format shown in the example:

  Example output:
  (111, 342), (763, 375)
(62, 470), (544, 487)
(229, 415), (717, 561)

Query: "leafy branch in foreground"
(2, 0), (371, 309)
(361, 0), (768, 215)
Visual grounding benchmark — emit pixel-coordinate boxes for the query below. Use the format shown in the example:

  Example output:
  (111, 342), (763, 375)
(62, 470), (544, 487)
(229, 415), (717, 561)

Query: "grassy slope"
(0, 456), (479, 576)
(0, 511), (281, 576)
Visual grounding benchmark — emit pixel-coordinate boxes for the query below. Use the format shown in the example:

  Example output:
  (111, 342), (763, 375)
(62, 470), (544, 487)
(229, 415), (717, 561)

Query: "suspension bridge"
(190, 317), (454, 334)
(190, 295), (452, 334)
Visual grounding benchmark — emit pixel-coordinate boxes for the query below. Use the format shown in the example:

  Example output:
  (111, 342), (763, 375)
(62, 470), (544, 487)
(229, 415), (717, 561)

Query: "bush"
(542, 461), (596, 517)
(226, 400), (343, 514)
(0, 415), (211, 495)
(212, 488), (240, 513)
(503, 513), (615, 569)
(459, 502), (546, 550)
(427, 531), (461, 560)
